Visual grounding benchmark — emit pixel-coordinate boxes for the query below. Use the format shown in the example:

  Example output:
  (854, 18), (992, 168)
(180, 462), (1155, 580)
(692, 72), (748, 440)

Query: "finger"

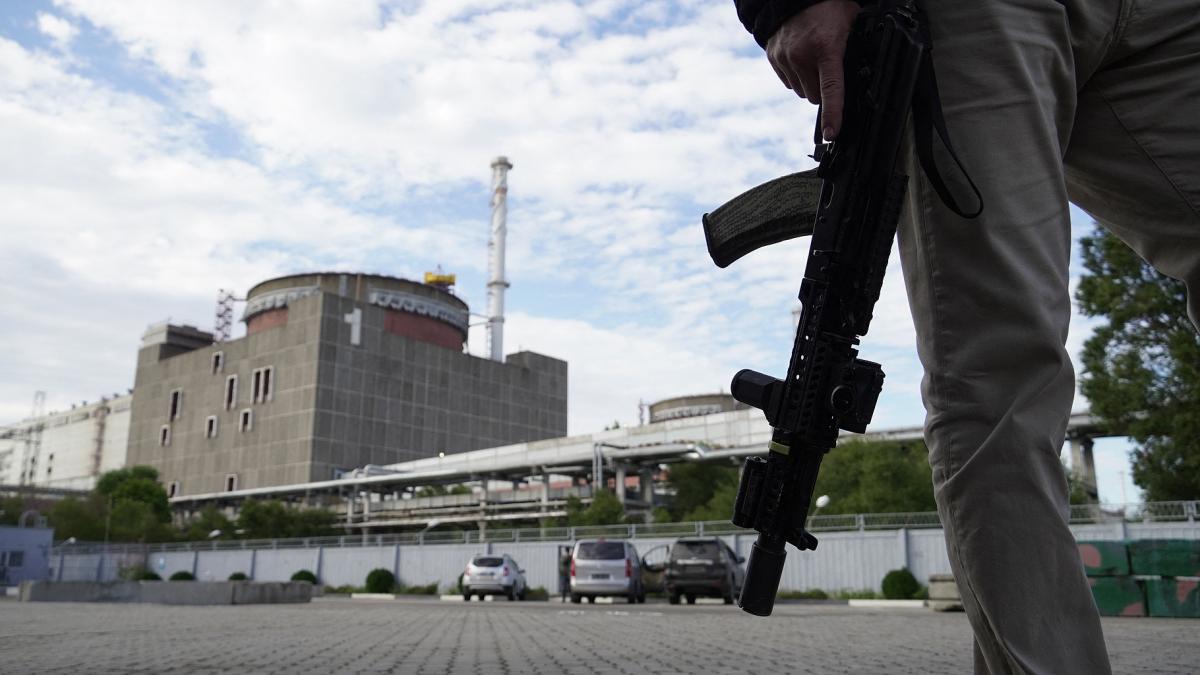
(795, 62), (822, 106)
(768, 56), (792, 90)
(816, 49), (845, 139)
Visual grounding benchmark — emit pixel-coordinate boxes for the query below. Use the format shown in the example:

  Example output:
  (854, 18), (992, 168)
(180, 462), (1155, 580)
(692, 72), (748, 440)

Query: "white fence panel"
(194, 550), (254, 581)
(254, 549), (321, 583)
(322, 545), (396, 588)
(402, 543), (483, 592)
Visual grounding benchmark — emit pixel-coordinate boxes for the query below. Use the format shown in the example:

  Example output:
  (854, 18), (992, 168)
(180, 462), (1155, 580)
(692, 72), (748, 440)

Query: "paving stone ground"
(0, 596), (1196, 674)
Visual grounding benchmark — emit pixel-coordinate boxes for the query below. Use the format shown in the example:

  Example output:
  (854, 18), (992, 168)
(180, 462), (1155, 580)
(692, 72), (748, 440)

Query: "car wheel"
(506, 586), (516, 601)
(518, 586), (527, 601)
(686, 594), (696, 605)
(587, 596), (595, 604)
(463, 592), (471, 601)
(627, 592), (636, 604)
(668, 593), (681, 605)
(570, 593), (582, 604)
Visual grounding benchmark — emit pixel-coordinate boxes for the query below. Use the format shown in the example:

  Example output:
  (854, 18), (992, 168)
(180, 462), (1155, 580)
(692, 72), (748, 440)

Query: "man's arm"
(735, 0), (860, 140)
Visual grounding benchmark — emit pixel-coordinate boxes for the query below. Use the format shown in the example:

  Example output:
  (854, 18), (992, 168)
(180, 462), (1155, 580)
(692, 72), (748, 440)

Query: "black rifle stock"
(702, 1), (928, 617)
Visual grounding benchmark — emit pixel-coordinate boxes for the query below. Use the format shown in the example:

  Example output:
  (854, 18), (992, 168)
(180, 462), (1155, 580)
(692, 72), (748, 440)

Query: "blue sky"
(0, 0), (1141, 504)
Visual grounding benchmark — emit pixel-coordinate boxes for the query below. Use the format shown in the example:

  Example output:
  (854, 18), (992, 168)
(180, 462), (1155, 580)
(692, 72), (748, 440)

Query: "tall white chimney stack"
(486, 156), (512, 362)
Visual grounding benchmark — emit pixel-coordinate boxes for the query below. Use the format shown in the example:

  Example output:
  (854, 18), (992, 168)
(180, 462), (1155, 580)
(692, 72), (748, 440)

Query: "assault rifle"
(701, 0), (980, 616)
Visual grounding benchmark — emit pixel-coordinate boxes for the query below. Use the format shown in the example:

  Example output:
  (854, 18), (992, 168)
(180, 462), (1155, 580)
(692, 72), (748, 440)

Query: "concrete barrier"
(20, 580), (311, 605)
(20, 581), (143, 603)
(233, 582), (311, 605)
(141, 581), (236, 605)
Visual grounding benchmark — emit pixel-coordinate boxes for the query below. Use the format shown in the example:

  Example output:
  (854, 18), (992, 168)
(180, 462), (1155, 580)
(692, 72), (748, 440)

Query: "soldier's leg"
(1065, 0), (1200, 328)
(896, 1), (1119, 672)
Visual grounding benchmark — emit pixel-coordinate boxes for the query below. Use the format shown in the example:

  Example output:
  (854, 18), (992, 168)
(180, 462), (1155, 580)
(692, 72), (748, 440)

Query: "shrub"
(525, 586), (550, 601)
(834, 589), (879, 600)
(882, 569), (920, 600)
(325, 585), (359, 594)
(777, 589), (829, 600)
(396, 581), (439, 595)
(169, 571), (196, 581)
(228, 572), (249, 581)
(365, 568), (396, 594)
(120, 566), (161, 581)
(291, 570), (318, 584)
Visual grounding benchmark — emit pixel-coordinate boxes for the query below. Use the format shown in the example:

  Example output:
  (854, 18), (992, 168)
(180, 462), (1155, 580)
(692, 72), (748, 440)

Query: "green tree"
(1076, 228), (1200, 501)
(96, 465), (171, 524)
(662, 463), (739, 521)
(0, 495), (32, 526)
(236, 500), (335, 539)
(680, 481), (738, 522)
(413, 484), (473, 498)
(47, 497), (106, 541)
(810, 440), (935, 515)
(566, 490), (626, 526)
(180, 506), (234, 541)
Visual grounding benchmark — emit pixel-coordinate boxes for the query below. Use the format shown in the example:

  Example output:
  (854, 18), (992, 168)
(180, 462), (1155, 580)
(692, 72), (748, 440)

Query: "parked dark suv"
(665, 537), (745, 605)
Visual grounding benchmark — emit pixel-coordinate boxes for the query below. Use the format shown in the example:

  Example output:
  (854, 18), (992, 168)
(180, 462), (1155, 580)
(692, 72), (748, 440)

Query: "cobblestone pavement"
(0, 597), (1196, 674)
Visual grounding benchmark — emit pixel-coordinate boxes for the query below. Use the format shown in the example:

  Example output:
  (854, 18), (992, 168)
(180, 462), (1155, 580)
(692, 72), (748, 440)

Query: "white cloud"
(0, 2), (1135, 495)
(36, 13), (77, 46)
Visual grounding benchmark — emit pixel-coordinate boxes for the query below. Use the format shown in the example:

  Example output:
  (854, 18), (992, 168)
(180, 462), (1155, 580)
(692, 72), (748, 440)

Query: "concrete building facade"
(126, 273), (567, 497)
(0, 395), (131, 490)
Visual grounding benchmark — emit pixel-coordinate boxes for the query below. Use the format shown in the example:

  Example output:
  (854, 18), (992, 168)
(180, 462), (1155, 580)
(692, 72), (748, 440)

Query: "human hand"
(765, 0), (859, 141)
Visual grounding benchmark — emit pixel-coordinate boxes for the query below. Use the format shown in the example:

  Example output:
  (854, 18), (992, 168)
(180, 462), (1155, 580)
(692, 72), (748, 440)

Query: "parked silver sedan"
(462, 553), (528, 601)
(570, 539), (645, 604)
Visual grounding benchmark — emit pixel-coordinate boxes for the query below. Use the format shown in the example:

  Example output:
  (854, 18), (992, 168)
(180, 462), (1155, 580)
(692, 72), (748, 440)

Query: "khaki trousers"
(897, 0), (1200, 673)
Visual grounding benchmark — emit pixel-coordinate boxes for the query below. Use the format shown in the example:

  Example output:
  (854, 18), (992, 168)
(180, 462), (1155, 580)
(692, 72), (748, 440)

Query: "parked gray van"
(569, 539), (646, 604)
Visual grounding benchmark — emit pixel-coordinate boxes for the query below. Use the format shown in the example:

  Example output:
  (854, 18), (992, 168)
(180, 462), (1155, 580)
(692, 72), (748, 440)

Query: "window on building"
(167, 481), (179, 498)
(211, 351), (224, 374)
(205, 415), (218, 439)
(168, 389), (183, 420)
(225, 375), (238, 410)
(7, 551), (23, 568)
(224, 474), (239, 492)
(239, 409), (253, 432)
(159, 425), (171, 447)
(251, 367), (275, 404)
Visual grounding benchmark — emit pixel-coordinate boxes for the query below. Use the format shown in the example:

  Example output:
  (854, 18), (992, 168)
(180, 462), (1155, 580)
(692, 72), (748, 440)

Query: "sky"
(0, 0), (1141, 504)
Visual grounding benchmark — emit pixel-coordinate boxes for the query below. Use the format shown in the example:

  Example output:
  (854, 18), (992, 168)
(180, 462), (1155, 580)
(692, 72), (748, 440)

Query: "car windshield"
(577, 542), (625, 560)
(671, 541), (721, 560)
(472, 557), (504, 567)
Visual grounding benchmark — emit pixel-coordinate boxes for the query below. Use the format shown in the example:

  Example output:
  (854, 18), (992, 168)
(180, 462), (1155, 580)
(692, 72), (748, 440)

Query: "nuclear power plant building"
(126, 272), (568, 497)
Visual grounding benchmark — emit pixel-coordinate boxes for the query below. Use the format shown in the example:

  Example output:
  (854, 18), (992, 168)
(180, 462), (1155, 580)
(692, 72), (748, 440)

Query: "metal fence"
(53, 500), (1198, 555)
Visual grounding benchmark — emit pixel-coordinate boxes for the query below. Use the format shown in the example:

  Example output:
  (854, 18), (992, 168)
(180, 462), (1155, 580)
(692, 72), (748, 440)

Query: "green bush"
(882, 569), (920, 600)
(525, 586), (550, 601)
(396, 581), (439, 595)
(777, 589), (829, 600)
(119, 566), (162, 581)
(365, 568), (396, 594)
(324, 585), (359, 594)
(833, 589), (879, 600)
(291, 570), (318, 584)
(169, 571), (196, 581)
(228, 572), (249, 581)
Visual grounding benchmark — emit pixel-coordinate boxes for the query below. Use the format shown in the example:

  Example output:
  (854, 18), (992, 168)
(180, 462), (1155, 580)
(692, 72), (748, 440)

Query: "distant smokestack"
(487, 156), (512, 362)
